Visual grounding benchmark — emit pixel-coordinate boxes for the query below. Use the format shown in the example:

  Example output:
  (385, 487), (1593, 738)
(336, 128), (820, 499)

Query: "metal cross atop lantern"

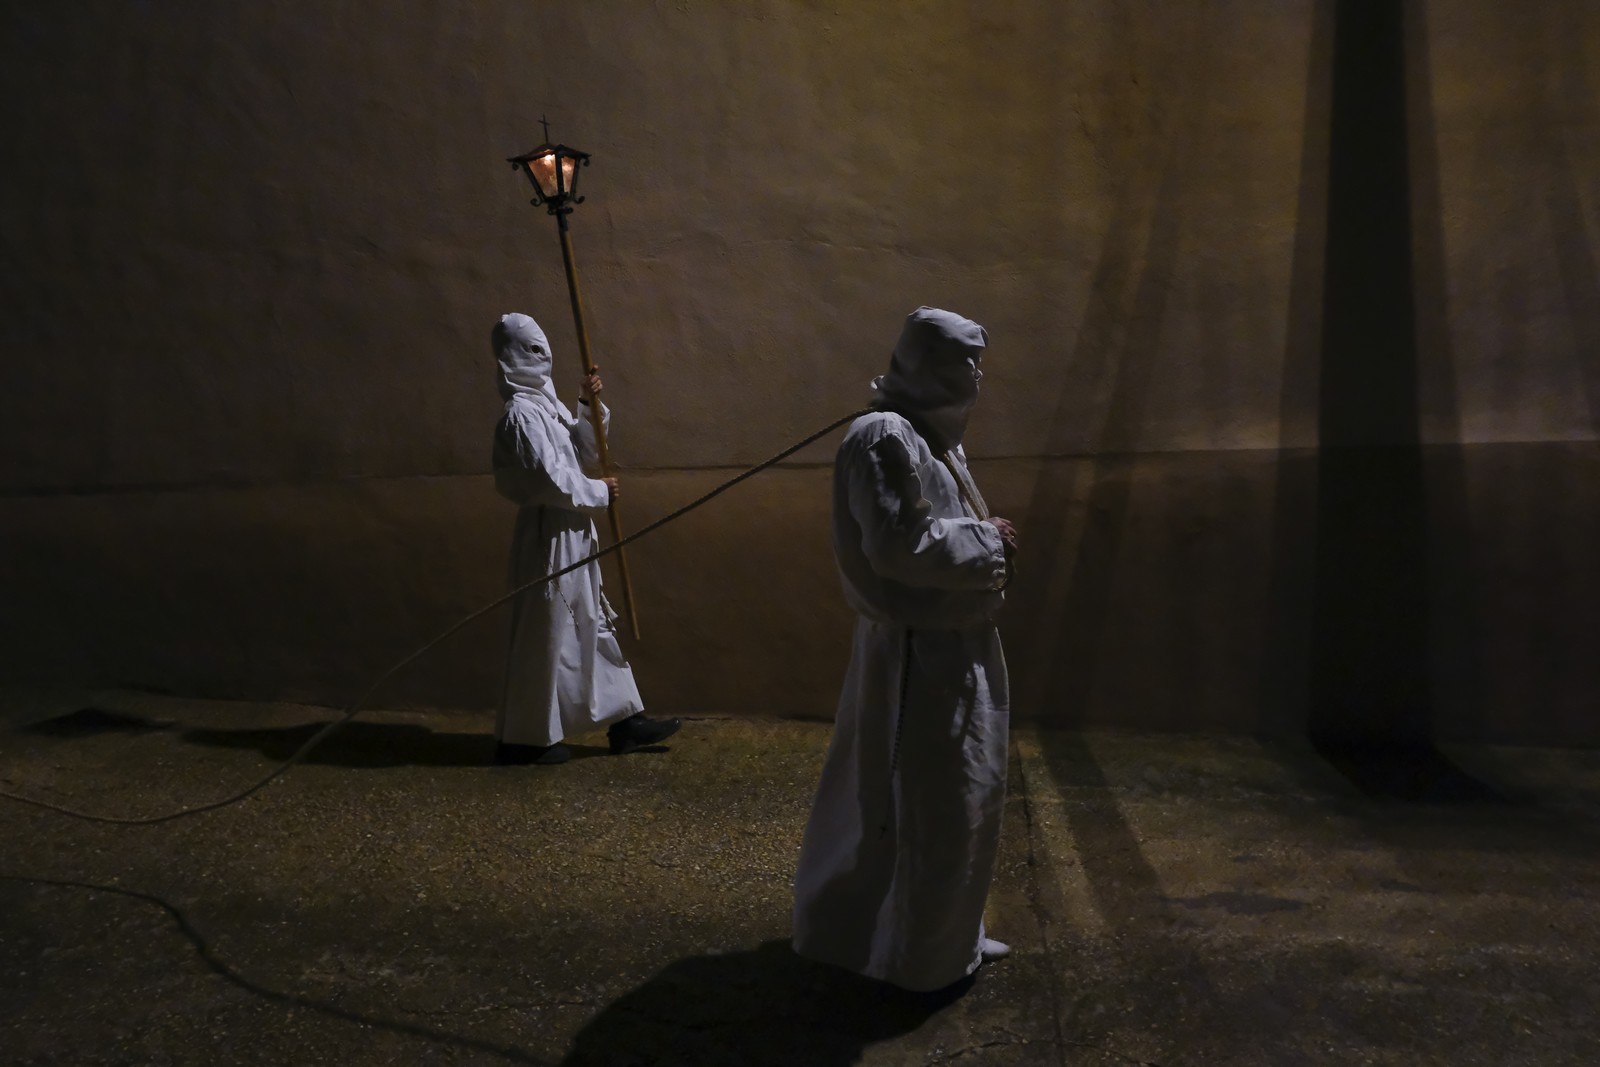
(509, 120), (640, 641)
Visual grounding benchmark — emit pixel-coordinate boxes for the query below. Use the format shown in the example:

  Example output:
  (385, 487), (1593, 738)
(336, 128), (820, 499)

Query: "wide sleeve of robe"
(844, 419), (1007, 591)
(571, 400), (611, 471)
(493, 402), (611, 515)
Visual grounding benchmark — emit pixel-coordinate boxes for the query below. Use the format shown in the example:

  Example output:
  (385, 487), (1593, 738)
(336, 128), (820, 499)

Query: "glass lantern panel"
(527, 152), (562, 199)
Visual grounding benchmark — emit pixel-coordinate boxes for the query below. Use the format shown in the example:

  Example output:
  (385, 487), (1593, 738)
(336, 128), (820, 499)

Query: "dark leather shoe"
(606, 714), (681, 755)
(493, 741), (571, 766)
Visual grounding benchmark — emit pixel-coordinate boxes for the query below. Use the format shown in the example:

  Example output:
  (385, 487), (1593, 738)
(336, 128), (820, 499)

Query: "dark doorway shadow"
(176, 720), (610, 768)
(559, 940), (969, 1067)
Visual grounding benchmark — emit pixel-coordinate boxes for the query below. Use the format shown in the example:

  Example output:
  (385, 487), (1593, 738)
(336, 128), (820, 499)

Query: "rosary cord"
(0, 409), (872, 826)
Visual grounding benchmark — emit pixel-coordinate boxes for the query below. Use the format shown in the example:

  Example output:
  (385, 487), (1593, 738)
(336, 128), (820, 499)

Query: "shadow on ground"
(560, 940), (969, 1067)
(172, 720), (622, 768)
(17, 706), (173, 737)
(13, 706), (667, 769)
(1305, 735), (1507, 804)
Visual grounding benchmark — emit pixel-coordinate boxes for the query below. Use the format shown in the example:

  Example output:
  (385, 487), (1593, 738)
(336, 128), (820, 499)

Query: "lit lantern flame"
(508, 133), (589, 213)
(527, 151), (577, 200)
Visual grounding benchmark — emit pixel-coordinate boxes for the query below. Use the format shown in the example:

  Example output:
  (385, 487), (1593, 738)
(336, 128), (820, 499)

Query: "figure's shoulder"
(843, 409), (925, 452)
(500, 394), (554, 428)
(498, 395), (562, 448)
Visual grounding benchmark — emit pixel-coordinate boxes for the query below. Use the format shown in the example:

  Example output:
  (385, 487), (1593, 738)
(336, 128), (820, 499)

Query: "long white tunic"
(792, 410), (1010, 992)
(493, 393), (644, 747)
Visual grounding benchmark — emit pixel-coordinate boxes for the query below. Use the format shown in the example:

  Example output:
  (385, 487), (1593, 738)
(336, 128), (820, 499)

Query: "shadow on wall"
(996, 12), (1271, 1051)
(1549, 6), (1600, 436)
(1013, 0), (1518, 791)
(1293, 0), (1492, 799)
(1263, 0), (1600, 758)
(1007, 4), (1210, 729)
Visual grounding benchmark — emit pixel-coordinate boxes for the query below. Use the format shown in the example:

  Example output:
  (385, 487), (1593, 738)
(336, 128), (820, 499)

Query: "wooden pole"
(555, 209), (641, 641)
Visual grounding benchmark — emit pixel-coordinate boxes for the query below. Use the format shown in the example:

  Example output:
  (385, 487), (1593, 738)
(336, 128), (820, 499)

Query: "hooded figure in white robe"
(792, 306), (1015, 992)
(491, 312), (677, 763)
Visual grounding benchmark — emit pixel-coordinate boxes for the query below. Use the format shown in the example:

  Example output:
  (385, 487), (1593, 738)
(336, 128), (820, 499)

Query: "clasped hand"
(985, 516), (1018, 558)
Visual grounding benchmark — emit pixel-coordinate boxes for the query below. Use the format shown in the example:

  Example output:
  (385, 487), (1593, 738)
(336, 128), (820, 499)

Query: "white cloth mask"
(493, 313), (573, 426)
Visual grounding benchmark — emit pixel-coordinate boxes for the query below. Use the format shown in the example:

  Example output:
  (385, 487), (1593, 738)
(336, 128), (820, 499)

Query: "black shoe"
(606, 714), (681, 755)
(493, 741), (571, 766)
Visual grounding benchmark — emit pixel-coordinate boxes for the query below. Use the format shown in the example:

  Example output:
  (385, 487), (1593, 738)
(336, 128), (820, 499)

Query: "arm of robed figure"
(847, 428), (1007, 591)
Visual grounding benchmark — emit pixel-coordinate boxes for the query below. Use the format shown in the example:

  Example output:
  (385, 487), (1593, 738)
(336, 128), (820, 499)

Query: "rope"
(0, 409), (872, 826)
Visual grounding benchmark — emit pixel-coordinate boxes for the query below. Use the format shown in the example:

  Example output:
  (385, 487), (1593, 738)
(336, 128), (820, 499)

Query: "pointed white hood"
(493, 312), (573, 424)
(871, 306), (988, 450)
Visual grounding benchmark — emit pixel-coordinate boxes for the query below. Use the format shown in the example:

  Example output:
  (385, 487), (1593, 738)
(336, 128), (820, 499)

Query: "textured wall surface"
(2, 2), (1596, 742)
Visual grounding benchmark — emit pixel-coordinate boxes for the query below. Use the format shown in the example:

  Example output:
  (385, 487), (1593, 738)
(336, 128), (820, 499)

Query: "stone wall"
(2, 2), (1596, 742)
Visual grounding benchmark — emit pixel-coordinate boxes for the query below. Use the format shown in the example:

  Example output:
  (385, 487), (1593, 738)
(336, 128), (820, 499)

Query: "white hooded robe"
(792, 308), (1010, 992)
(491, 313), (644, 747)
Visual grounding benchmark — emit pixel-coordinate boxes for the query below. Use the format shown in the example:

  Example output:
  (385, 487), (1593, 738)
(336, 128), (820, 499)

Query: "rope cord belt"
(0, 409), (873, 827)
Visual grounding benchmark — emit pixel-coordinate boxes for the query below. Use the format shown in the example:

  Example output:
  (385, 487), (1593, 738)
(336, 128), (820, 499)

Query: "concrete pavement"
(3, 688), (1597, 1065)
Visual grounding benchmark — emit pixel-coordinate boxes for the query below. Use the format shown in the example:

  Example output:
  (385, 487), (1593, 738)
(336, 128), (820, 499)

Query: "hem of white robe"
(790, 923), (986, 993)
(498, 695), (643, 747)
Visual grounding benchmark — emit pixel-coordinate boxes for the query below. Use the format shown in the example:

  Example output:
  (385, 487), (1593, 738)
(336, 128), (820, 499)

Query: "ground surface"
(2, 688), (1598, 1066)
